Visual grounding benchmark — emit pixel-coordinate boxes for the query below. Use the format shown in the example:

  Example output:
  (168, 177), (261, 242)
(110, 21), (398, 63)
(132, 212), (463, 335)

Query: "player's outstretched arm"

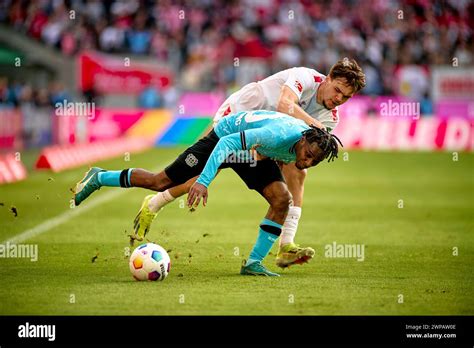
(194, 132), (245, 188)
(186, 133), (242, 208)
(277, 85), (325, 130)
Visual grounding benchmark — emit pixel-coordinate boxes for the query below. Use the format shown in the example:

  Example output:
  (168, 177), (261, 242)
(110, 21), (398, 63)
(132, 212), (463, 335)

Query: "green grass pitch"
(0, 148), (472, 315)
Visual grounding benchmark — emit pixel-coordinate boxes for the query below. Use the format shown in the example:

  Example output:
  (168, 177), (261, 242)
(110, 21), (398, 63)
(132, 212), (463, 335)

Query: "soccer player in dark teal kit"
(73, 110), (342, 276)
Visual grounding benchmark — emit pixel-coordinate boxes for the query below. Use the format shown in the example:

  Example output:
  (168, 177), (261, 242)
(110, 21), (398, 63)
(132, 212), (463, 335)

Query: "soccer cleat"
(275, 243), (315, 268)
(132, 195), (158, 243)
(240, 259), (280, 277)
(73, 167), (104, 206)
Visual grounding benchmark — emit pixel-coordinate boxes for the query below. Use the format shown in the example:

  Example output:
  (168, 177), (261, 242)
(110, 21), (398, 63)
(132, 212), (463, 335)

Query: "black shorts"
(164, 130), (285, 193)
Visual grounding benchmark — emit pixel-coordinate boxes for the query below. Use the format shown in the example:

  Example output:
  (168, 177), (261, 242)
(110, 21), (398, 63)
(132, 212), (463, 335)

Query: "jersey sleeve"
(196, 128), (275, 188)
(283, 67), (315, 101)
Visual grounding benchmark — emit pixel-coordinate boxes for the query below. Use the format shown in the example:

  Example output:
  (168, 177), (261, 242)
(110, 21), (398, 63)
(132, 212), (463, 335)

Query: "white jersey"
(214, 67), (339, 131)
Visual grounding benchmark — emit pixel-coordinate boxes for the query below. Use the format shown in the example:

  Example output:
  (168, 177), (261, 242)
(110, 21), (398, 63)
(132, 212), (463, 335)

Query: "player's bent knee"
(262, 181), (292, 213)
(292, 168), (307, 183)
(272, 190), (292, 213)
(283, 165), (307, 186)
(151, 172), (172, 191)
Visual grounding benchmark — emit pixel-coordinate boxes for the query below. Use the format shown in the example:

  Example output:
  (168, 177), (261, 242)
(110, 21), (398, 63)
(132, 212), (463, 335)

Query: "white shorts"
(213, 82), (266, 125)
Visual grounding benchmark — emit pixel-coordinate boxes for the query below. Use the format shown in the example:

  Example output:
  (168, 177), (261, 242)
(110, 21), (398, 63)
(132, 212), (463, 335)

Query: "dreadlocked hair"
(302, 125), (343, 162)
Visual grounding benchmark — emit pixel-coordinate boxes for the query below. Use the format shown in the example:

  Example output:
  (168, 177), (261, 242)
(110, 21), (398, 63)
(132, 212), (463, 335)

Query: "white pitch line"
(4, 189), (124, 244)
(3, 166), (163, 245)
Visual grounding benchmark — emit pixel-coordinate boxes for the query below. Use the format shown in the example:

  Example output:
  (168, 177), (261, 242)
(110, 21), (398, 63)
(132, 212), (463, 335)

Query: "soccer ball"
(129, 243), (171, 281)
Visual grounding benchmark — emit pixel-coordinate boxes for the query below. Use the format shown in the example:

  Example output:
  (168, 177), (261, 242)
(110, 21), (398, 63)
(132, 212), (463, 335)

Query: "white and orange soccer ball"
(129, 243), (171, 281)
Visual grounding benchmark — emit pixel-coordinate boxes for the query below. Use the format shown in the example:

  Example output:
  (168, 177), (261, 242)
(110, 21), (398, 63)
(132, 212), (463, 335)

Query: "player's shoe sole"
(240, 259), (280, 277)
(131, 194), (158, 245)
(275, 243), (315, 268)
(73, 167), (104, 206)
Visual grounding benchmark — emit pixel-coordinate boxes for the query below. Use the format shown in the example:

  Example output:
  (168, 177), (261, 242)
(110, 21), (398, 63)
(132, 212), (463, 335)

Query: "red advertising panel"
(78, 51), (173, 95)
(0, 153), (27, 184)
(0, 108), (23, 150)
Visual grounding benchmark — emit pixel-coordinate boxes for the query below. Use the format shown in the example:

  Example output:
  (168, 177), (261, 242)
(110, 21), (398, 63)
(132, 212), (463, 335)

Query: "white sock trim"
(148, 190), (176, 212)
(280, 206), (302, 246)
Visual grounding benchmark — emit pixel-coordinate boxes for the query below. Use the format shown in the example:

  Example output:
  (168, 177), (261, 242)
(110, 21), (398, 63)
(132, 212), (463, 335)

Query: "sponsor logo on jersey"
(332, 109), (338, 121)
(314, 75), (323, 83)
(185, 153), (199, 167)
(223, 106), (232, 116)
(294, 80), (303, 93)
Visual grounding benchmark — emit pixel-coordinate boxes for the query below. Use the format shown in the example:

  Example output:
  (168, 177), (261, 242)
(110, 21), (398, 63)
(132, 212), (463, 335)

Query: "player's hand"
(187, 182), (208, 208)
(310, 119), (326, 130)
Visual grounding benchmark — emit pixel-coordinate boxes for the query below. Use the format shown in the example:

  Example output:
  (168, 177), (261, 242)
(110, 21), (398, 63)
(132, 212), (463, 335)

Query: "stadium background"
(0, 0), (472, 315)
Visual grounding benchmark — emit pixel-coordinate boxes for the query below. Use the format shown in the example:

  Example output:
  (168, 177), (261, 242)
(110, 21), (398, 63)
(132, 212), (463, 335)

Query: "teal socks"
(247, 218), (282, 266)
(97, 168), (134, 187)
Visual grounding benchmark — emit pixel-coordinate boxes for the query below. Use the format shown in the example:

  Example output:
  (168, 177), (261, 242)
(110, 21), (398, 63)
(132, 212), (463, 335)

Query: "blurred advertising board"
(0, 107), (22, 150)
(336, 97), (473, 151)
(177, 92), (225, 117)
(431, 66), (474, 101)
(0, 153), (27, 184)
(334, 116), (472, 151)
(78, 51), (173, 95)
(53, 108), (172, 145)
(435, 100), (474, 119)
(3, 100), (472, 153)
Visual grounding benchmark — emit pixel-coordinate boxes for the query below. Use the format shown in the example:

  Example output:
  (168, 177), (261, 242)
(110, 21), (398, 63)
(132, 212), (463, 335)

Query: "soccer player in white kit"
(133, 57), (366, 268)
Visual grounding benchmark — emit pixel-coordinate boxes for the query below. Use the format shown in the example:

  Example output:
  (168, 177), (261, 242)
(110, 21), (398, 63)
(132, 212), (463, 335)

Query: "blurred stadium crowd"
(0, 0), (473, 106)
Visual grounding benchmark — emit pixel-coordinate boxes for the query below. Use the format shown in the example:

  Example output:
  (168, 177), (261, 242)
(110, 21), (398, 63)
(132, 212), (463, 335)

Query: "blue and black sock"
(97, 168), (134, 188)
(246, 218), (282, 266)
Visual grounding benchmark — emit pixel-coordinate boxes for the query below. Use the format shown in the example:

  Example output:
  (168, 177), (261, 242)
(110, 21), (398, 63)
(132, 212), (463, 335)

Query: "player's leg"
(146, 176), (197, 213)
(132, 175), (197, 243)
(260, 181), (292, 225)
(230, 160), (289, 276)
(276, 162), (315, 268)
(240, 180), (292, 277)
(280, 162), (305, 245)
(73, 167), (174, 206)
(74, 130), (219, 207)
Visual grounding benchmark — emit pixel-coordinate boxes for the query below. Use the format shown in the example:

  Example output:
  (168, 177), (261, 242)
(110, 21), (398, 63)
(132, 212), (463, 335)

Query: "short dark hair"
(329, 58), (366, 93)
(302, 126), (343, 162)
